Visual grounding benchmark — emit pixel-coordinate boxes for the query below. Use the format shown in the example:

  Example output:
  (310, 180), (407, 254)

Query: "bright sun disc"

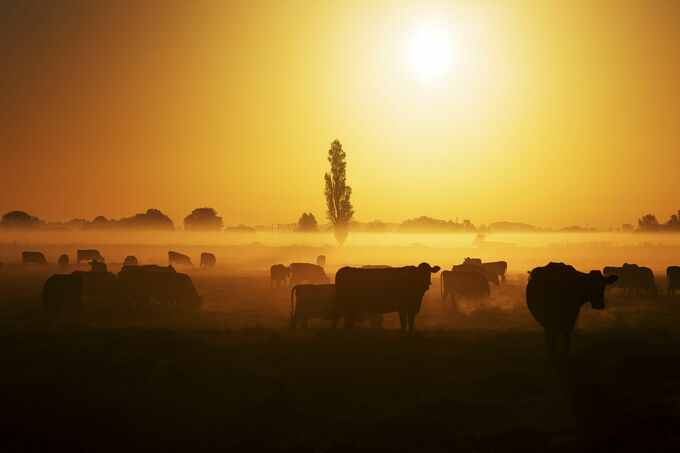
(408, 28), (451, 79)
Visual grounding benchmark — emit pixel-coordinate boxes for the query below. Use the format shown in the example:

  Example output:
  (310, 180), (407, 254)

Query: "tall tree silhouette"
(324, 139), (354, 245)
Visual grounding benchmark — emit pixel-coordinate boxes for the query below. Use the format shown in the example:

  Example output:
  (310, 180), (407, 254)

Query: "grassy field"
(1, 264), (680, 451)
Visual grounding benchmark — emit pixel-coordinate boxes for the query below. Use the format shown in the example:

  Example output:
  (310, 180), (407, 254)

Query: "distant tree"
(122, 209), (175, 230)
(225, 224), (256, 233)
(621, 223), (634, 232)
(184, 207), (223, 231)
(664, 210), (680, 231)
(637, 214), (661, 231)
(0, 211), (42, 229)
(296, 212), (318, 232)
(365, 220), (389, 233)
(324, 139), (354, 245)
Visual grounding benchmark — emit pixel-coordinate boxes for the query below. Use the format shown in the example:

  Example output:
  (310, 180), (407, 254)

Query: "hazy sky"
(2, 0), (679, 228)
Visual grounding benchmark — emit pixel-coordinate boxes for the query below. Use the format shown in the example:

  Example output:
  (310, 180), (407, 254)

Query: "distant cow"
(71, 270), (117, 298)
(270, 264), (290, 287)
(89, 260), (107, 273)
(482, 261), (508, 283)
(290, 284), (383, 330)
(123, 256), (138, 266)
(335, 263), (440, 333)
(121, 264), (176, 273)
(168, 251), (193, 267)
(77, 249), (104, 264)
(43, 273), (83, 316)
(289, 263), (329, 286)
(526, 262), (617, 357)
(452, 263), (499, 285)
(58, 254), (69, 271)
(118, 266), (201, 308)
(603, 264), (657, 296)
(361, 265), (393, 269)
(463, 257), (483, 266)
(667, 266), (680, 296)
(200, 252), (216, 268)
(23, 251), (47, 265)
(316, 255), (326, 267)
(440, 270), (490, 305)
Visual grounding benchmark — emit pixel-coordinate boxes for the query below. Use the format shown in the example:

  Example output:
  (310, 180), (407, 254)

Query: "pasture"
(1, 250), (680, 451)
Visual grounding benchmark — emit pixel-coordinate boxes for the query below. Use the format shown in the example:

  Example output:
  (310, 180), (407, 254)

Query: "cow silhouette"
(482, 261), (508, 283)
(118, 265), (200, 308)
(123, 256), (138, 266)
(58, 254), (69, 271)
(77, 249), (104, 264)
(316, 255), (326, 267)
(289, 263), (329, 286)
(440, 270), (490, 305)
(603, 264), (657, 296)
(22, 251), (47, 265)
(452, 263), (499, 285)
(526, 262), (617, 358)
(168, 251), (193, 267)
(270, 264), (290, 287)
(43, 273), (83, 316)
(667, 266), (680, 296)
(200, 252), (216, 268)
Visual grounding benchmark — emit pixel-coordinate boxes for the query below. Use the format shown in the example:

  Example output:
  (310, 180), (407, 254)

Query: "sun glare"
(407, 27), (452, 79)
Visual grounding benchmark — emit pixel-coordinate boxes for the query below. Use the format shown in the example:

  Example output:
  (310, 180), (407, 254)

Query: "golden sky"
(2, 0), (679, 228)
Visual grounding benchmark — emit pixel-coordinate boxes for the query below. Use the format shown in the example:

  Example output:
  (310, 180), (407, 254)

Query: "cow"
(123, 256), (138, 266)
(335, 262), (440, 333)
(316, 255), (326, 267)
(71, 270), (117, 298)
(270, 264), (290, 287)
(452, 263), (499, 285)
(58, 254), (69, 271)
(200, 252), (216, 268)
(526, 262), (617, 358)
(667, 266), (680, 296)
(121, 264), (176, 273)
(482, 261), (508, 283)
(168, 251), (193, 267)
(463, 257), (483, 266)
(43, 273), (83, 316)
(77, 249), (105, 264)
(289, 263), (329, 286)
(290, 284), (383, 330)
(89, 260), (107, 273)
(22, 251), (47, 265)
(117, 266), (201, 308)
(361, 265), (393, 269)
(603, 264), (657, 296)
(440, 270), (490, 305)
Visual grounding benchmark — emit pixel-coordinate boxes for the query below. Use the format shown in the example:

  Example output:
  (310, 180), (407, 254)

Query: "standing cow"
(270, 264), (290, 287)
(22, 251), (47, 265)
(603, 264), (656, 296)
(482, 261), (508, 283)
(289, 263), (329, 286)
(123, 256), (138, 266)
(118, 265), (200, 308)
(77, 249), (105, 264)
(440, 270), (490, 305)
(526, 262), (617, 358)
(335, 262), (440, 333)
(667, 266), (680, 296)
(168, 251), (193, 267)
(58, 254), (69, 271)
(316, 255), (326, 267)
(43, 273), (83, 316)
(452, 263), (499, 285)
(200, 252), (216, 268)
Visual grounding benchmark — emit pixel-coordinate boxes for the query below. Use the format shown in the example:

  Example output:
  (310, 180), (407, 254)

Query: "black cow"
(43, 274), (83, 316)
(71, 270), (117, 298)
(440, 270), (490, 305)
(77, 249), (105, 264)
(123, 256), (138, 266)
(200, 252), (216, 268)
(118, 266), (201, 308)
(290, 284), (383, 330)
(23, 251), (47, 265)
(335, 262), (440, 333)
(526, 262), (617, 357)
(168, 251), (193, 267)
(482, 261), (508, 283)
(58, 254), (69, 271)
(603, 264), (657, 296)
(289, 263), (329, 286)
(667, 266), (680, 296)
(270, 264), (290, 287)
(316, 255), (326, 267)
(452, 263), (499, 285)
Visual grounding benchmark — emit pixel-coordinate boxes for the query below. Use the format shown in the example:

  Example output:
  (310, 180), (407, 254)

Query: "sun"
(407, 27), (452, 79)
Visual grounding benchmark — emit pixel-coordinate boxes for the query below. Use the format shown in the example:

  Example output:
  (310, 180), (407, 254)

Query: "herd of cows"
(8, 248), (680, 358)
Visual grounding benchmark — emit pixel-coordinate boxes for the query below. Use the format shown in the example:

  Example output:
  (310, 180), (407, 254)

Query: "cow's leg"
(545, 330), (558, 358)
(290, 312), (298, 331)
(399, 311), (407, 332)
(407, 313), (415, 334)
(501, 274), (506, 283)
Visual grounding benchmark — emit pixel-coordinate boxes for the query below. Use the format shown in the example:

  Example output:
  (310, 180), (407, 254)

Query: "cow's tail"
(440, 272), (445, 302)
(290, 285), (298, 326)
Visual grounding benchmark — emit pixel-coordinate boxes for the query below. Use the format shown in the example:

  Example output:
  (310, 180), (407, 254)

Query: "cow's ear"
(605, 275), (618, 285)
(431, 266), (441, 273)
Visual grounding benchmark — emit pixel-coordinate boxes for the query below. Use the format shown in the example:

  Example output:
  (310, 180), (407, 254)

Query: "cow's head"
(587, 270), (618, 309)
(418, 262), (441, 287)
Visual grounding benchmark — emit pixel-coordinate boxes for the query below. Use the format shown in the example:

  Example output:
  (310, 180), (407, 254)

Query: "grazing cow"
(526, 262), (617, 357)
(58, 254), (69, 271)
(289, 263), (329, 286)
(22, 251), (47, 265)
(603, 264), (657, 296)
(482, 261), (508, 283)
(118, 266), (201, 308)
(121, 264), (175, 273)
(71, 270), (117, 298)
(123, 256), (138, 266)
(667, 266), (680, 296)
(77, 249), (105, 264)
(452, 263), (499, 285)
(200, 252), (216, 268)
(290, 284), (383, 330)
(440, 270), (490, 305)
(43, 273), (83, 316)
(270, 264), (290, 287)
(463, 257), (483, 266)
(335, 262), (440, 333)
(316, 255), (326, 267)
(168, 251), (193, 267)
(361, 265), (392, 269)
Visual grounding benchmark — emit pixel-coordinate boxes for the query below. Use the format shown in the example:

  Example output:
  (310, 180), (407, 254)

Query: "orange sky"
(2, 0), (680, 229)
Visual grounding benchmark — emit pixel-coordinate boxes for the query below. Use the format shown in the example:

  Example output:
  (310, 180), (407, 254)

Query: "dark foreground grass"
(1, 270), (680, 451)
